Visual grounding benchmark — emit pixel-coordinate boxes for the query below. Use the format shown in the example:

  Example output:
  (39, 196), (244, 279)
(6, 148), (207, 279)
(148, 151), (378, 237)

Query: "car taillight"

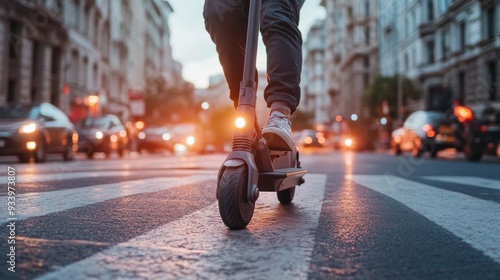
(423, 124), (435, 137)
(454, 106), (473, 122)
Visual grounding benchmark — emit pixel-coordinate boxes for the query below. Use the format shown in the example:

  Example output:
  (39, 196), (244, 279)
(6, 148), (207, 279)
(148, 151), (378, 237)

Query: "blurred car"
(77, 114), (128, 158)
(137, 126), (174, 154)
(392, 110), (455, 158)
(169, 123), (208, 154)
(294, 129), (326, 148)
(0, 102), (78, 163)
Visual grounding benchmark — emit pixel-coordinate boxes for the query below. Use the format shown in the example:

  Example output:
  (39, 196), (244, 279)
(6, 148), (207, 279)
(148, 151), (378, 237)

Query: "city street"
(1, 149), (499, 279)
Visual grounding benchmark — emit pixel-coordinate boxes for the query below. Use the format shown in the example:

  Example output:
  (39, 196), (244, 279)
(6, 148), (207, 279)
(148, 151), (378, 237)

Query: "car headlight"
(186, 136), (195, 146)
(162, 133), (171, 141)
(19, 123), (37, 134)
(138, 132), (146, 140)
(95, 131), (104, 139)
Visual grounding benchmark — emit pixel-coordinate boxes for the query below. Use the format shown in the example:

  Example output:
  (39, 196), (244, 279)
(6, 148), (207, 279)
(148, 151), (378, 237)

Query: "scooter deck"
(258, 167), (307, 192)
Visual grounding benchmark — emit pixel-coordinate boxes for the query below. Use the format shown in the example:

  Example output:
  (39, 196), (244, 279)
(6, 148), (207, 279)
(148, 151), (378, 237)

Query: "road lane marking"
(0, 169), (218, 184)
(422, 176), (500, 191)
(0, 174), (216, 224)
(350, 175), (500, 264)
(38, 174), (327, 280)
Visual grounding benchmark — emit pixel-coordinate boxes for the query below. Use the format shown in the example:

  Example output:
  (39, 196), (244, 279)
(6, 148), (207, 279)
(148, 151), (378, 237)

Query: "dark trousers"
(203, 0), (304, 113)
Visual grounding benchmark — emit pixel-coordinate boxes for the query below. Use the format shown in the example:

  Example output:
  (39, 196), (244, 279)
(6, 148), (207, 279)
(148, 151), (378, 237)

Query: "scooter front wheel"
(218, 165), (255, 229)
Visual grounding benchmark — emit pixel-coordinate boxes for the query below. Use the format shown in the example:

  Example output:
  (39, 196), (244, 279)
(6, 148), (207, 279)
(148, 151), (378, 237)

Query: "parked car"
(294, 129), (326, 148)
(137, 126), (174, 154)
(0, 103), (78, 163)
(391, 110), (455, 158)
(169, 123), (208, 154)
(450, 105), (500, 161)
(77, 115), (128, 158)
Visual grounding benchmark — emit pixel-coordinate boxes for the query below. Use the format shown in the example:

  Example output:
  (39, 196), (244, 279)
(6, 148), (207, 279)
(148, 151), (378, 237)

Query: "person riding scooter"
(204, 0), (305, 151)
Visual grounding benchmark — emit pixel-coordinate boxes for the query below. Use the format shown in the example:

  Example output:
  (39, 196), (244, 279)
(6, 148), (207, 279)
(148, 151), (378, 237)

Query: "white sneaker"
(262, 111), (294, 151)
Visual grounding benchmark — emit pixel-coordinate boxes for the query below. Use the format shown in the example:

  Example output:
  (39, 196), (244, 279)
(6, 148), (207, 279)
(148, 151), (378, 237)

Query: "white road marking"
(0, 174), (216, 224)
(422, 176), (500, 191)
(38, 174), (327, 280)
(0, 169), (218, 184)
(350, 175), (500, 264)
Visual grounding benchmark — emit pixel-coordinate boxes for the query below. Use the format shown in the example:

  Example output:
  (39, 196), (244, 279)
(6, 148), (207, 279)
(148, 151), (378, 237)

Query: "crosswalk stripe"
(350, 175), (500, 264)
(422, 176), (500, 191)
(0, 174), (216, 224)
(0, 169), (218, 184)
(38, 174), (327, 280)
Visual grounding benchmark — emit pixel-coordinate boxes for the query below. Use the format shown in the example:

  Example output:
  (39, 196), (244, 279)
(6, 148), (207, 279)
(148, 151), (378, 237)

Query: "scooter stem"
(242, 0), (261, 85)
(232, 0), (261, 152)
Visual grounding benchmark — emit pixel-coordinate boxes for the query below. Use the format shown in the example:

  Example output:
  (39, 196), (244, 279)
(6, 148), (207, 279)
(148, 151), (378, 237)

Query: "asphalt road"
(0, 149), (499, 279)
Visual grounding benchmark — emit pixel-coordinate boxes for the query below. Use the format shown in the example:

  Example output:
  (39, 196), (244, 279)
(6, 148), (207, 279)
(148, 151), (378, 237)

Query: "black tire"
(464, 141), (482, 162)
(430, 149), (438, 159)
(218, 165), (254, 230)
(277, 186), (295, 204)
(87, 151), (94, 159)
(18, 154), (31, 163)
(394, 145), (402, 156)
(34, 143), (46, 163)
(63, 143), (74, 161)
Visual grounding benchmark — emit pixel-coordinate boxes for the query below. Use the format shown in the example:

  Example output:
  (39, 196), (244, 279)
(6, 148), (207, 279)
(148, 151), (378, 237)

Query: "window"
(365, 26), (370, 45)
(427, 0), (434, 21)
(426, 40), (435, 64)
(458, 71), (465, 101)
(31, 42), (39, 77)
(363, 56), (370, 68)
(488, 61), (497, 101)
(72, 0), (80, 27)
(82, 57), (88, 87)
(404, 53), (409, 71)
(441, 28), (449, 59)
(365, 1), (370, 17)
(459, 22), (466, 49)
(8, 21), (20, 59)
(51, 47), (61, 75)
(485, 6), (496, 40)
(70, 50), (79, 84)
(7, 80), (16, 103)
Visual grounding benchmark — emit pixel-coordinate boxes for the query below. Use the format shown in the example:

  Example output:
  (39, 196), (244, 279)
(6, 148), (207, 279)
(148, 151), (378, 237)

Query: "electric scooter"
(216, 0), (307, 230)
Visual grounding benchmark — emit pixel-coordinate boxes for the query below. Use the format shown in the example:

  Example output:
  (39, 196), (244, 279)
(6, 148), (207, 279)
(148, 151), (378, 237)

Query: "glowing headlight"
(235, 117), (246, 129)
(186, 136), (195, 146)
(19, 123), (37, 134)
(119, 130), (127, 138)
(110, 135), (118, 143)
(162, 133), (171, 141)
(138, 132), (146, 139)
(95, 131), (104, 139)
(344, 138), (353, 147)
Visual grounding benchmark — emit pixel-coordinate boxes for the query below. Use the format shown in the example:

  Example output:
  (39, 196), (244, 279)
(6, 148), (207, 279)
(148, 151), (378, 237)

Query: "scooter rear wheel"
(277, 186), (295, 204)
(218, 165), (255, 229)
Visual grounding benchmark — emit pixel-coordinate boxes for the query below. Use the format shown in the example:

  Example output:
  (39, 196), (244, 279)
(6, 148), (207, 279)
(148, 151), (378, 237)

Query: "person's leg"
(260, 0), (303, 150)
(203, 0), (248, 107)
(260, 0), (303, 114)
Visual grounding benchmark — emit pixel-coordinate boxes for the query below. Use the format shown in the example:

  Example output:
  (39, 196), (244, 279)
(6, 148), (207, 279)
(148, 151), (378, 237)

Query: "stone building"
(378, 0), (500, 112)
(0, 0), (178, 122)
(321, 0), (379, 119)
(0, 0), (68, 109)
(301, 19), (328, 124)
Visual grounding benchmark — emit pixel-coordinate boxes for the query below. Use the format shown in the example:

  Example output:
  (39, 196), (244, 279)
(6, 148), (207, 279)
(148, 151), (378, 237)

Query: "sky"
(168, 0), (326, 89)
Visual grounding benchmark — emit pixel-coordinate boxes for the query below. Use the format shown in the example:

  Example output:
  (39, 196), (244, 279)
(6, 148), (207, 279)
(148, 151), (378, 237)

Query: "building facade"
(301, 19), (328, 124)
(321, 0), (379, 120)
(0, 0), (69, 108)
(378, 0), (500, 112)
(0, 0), (177, 122)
